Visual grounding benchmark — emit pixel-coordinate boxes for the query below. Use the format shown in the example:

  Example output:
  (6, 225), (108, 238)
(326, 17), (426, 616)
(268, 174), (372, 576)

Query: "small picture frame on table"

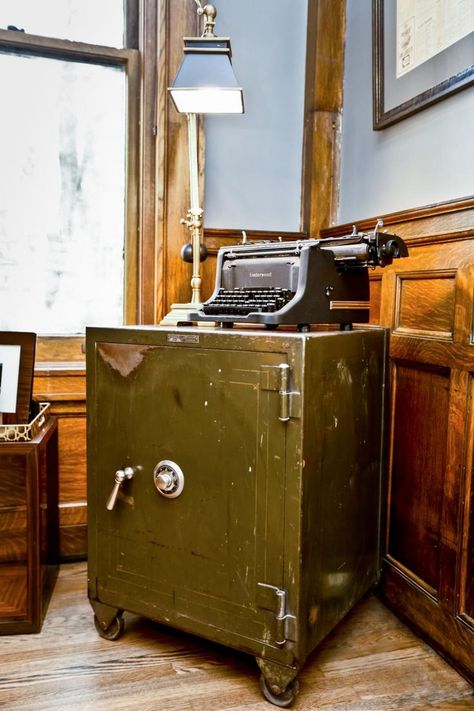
(0, 332), (36, 424)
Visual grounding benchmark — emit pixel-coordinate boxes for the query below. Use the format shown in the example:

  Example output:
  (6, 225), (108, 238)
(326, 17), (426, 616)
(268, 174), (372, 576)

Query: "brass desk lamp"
(161, 1), (244, 325)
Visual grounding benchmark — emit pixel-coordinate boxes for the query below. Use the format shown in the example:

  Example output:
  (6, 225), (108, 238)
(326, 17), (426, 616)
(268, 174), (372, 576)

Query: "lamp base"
(160, 302), (204, 326)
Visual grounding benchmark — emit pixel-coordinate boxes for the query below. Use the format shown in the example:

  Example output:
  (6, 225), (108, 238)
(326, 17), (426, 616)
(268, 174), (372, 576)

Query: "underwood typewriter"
(191, 225), (408, 330)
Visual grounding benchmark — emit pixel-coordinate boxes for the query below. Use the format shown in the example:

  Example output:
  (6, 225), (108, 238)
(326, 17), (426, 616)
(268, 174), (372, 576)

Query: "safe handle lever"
(106, 466), (135, 511)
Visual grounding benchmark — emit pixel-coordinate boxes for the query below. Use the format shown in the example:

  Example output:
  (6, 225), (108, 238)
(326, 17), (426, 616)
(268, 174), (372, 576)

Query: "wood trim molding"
(155, 0), (200, 320)
(0, 28), (136, 63)
(34, 363), (86, 402)
(384, 555), (439, 601)
(381, 564), (474, 683)
(204, 196), (474, 252)
(321, 195), (474, 245)
(137, 0), (159, 325)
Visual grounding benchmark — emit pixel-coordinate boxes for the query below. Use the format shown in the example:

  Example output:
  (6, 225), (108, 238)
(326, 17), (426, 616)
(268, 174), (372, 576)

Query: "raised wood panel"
(389, 363), (450, 593)
(34, 373), (85, 400)
(369, 275), (382, 324)
(56, 417), (86, 503)
(34, 365), (86, 560)
(394, 271), (456, 340)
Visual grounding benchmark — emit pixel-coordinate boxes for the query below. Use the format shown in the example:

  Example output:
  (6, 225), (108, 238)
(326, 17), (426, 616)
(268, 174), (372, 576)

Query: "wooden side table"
(0, 418), (59, 633)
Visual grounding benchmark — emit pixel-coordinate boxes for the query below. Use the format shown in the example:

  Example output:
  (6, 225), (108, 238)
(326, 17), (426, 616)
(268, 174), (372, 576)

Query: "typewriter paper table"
(87, 325), (387, 707)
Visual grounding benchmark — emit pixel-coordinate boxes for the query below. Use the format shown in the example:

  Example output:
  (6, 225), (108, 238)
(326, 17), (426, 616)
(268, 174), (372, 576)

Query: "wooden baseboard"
(379, 562), (474, 685)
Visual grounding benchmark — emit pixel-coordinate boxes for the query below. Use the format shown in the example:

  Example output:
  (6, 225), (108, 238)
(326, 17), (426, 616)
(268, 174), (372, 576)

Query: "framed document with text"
(373, 0), (474, 129)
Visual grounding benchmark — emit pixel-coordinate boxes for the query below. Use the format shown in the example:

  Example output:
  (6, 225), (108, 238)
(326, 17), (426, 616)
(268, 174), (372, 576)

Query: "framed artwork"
(0, 332), (36, 424)
(373, 0), (474, 129)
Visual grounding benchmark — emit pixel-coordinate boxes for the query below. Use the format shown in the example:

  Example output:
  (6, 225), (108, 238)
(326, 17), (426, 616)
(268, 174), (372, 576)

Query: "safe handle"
(106, 466), (135, 511)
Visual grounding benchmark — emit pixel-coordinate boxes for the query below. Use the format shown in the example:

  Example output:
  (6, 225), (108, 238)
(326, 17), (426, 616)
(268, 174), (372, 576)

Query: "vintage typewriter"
(191, 225), (408, 330)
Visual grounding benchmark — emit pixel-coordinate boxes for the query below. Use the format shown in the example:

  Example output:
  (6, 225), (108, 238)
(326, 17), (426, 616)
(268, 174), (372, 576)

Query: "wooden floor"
(0, 563), (472, 710)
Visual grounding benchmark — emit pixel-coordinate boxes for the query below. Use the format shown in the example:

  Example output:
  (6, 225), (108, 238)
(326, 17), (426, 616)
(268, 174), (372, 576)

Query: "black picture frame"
(0, 332), (36, 424)
(373, 0), (474, 130)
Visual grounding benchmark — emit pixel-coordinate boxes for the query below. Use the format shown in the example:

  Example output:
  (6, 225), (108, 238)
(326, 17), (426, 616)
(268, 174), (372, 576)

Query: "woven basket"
(0, 402), (51, 442)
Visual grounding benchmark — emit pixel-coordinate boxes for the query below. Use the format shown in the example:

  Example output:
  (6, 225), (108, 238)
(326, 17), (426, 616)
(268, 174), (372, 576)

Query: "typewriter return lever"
(106, 466), (137, 511)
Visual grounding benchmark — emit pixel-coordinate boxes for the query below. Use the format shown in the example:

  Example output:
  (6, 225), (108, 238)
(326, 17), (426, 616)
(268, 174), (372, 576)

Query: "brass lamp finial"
(194, 0), (217, 37)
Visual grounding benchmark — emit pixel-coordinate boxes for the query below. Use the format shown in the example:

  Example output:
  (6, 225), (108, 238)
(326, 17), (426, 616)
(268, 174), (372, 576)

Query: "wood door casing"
(321, 196), (474, 683)
(463, 389), (474, 623)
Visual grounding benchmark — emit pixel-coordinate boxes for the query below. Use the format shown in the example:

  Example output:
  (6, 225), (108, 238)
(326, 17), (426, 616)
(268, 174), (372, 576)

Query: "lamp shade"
(169, 38), (244, 114)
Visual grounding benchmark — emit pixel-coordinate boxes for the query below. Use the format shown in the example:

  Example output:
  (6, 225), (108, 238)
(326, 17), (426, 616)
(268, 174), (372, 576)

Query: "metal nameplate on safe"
(167, 334), (200, 344)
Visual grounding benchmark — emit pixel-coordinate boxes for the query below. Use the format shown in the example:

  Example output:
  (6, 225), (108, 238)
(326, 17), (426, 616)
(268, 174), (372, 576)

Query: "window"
(0, 4), (142, 354)
(0, 0), (125, 47)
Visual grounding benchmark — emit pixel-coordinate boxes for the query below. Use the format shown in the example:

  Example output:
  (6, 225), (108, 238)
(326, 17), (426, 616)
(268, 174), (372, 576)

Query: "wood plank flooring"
(0, 563), (472, 710)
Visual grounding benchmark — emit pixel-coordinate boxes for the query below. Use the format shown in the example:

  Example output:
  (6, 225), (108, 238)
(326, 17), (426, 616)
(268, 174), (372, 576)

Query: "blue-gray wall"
(339, 0), (474, 224)
(204, 0), (308, 232)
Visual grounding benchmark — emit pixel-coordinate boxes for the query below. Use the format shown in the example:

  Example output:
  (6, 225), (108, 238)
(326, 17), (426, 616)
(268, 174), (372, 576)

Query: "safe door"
(88, 340), (294, 663)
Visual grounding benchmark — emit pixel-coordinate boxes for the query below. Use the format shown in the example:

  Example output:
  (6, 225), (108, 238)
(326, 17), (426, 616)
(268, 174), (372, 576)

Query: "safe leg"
(256, 658), (299, 708)
(90, 599), (125, 641)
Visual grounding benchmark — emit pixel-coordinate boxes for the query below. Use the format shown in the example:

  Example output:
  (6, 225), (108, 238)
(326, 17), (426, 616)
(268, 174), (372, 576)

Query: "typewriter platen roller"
(190, 225), (408, 330)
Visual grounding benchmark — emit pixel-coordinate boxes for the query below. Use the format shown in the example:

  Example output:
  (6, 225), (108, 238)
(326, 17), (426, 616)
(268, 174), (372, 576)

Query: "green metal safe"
(87, 326), (388, 707)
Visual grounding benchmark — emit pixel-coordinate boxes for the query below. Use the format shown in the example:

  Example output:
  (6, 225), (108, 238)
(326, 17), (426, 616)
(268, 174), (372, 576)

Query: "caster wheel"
(94, 614), (124, 641)
(259, 674), (299, 708)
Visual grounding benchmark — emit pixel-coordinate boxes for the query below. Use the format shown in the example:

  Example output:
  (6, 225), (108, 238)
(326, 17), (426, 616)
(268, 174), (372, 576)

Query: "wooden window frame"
(0, 0), (157, 362)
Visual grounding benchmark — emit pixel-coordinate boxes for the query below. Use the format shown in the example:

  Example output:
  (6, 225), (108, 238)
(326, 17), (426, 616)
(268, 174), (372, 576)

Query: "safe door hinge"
(260, 363), (301, 421)
(256, 582), (297, 646)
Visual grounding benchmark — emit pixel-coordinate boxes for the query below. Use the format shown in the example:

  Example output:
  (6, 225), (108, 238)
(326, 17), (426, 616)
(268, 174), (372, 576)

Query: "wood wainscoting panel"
(394, 270), (456, 340)
(34, 363), (86, 560)
(55, 415), (87, 559)
(388, 362), (450, 594)
(321, 196), (474, 682)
